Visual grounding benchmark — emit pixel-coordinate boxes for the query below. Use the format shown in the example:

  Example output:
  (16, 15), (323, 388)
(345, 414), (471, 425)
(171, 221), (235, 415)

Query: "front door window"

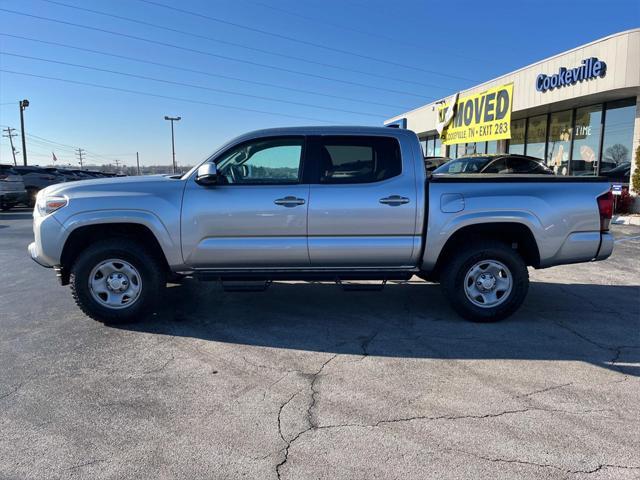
(216, 138), (303, 184)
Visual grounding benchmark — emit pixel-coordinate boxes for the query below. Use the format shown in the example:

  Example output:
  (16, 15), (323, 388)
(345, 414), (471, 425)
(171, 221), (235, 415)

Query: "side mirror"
(195, 163), (218, 186)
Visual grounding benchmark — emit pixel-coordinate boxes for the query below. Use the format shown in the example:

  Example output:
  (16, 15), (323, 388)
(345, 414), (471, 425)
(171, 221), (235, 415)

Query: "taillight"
(597, 191), (613, 231)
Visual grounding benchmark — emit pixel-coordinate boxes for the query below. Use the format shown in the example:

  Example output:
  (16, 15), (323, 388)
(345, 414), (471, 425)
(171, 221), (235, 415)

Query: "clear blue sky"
(0, 0), (638, 168)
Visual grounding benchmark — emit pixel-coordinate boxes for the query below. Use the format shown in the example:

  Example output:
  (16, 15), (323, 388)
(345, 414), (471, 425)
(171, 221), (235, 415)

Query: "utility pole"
(114, 159), (121, 172)
(136, 151), (141, 175)
(2, 127), (18, 166)
(19, 99), (29, 166)
(164, 115), (181, 173)
(76, 148), (85, 169)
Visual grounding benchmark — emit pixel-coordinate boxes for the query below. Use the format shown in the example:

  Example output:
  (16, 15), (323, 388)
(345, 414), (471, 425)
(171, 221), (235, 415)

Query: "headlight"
(37, 195), (68, 216)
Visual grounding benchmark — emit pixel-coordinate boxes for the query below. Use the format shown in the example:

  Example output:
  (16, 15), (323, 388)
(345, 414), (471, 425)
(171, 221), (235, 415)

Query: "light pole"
(164, 115), (181, 173)
(19, 99), (29, 166)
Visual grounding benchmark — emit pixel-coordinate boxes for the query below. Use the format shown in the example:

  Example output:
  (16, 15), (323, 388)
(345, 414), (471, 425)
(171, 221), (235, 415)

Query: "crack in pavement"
(272, 403), (614, 477)
(262, 373), (290, 402)
(0, 381), (25, 401)
(143, 355), (175, 375)
(557, 285), (628, 317)
(451, 448), (640, 475)
(308, 405), (610, 431)
(514, 382), (573, 399)
(66, 458), (107, 471)
(275, 354), (338, 480)
(551, 319), (638, 374)
(360, 331), (379, 358)
(277, 390), (301, 443)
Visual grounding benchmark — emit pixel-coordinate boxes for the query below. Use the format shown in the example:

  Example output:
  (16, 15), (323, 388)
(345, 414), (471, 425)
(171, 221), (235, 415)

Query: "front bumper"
(28, 211), (67, 268)
(28, 241), (52, 268)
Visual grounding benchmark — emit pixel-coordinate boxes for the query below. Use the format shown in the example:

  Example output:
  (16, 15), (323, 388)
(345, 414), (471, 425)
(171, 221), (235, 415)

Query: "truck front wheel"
(69, 239), (165, 324)
(441, 241), (529, 322)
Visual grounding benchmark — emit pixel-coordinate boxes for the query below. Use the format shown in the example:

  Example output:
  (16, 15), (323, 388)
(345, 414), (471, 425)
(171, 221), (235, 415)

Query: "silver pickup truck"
(28, 126), (614, 324)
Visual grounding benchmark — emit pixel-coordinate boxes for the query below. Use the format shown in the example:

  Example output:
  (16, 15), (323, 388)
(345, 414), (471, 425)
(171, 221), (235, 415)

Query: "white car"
(0, 164), (28, 211)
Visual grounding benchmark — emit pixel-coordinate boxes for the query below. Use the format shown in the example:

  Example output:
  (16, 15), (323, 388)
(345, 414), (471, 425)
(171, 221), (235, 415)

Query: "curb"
(612, 215), (640, 226)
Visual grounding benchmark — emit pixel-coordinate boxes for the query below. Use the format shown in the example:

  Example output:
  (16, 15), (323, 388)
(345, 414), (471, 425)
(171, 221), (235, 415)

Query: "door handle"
(274, 196), (306, 207)
(379, 195), (410, 206)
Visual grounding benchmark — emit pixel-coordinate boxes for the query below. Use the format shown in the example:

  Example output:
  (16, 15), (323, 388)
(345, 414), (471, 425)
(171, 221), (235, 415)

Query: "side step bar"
(336, 279), (387, 291)
(196, 270), (414, 293)
(195, 270), (414, 282)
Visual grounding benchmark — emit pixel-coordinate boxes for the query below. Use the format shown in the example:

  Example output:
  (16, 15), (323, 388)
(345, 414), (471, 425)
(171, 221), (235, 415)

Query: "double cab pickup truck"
(29, 127), (614, 323)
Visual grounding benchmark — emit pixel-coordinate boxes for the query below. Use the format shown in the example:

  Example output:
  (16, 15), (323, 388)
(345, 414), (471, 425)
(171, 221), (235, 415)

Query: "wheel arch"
(59, 221), (171, 285)
(424, 222), (540, 282)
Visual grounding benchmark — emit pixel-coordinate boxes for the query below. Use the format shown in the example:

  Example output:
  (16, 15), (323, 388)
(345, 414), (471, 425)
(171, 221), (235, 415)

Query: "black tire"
(26, 188), (38, 208)
(69, 238), (165, 324)
(441, 241), (529, 322)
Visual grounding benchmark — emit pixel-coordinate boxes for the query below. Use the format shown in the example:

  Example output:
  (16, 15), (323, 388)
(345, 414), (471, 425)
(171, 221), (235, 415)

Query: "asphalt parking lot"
(1, 207), (639, 480)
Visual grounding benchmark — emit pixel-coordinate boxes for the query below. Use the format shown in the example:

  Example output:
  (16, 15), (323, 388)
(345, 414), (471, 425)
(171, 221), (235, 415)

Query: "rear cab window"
(315, 136), (401, 184)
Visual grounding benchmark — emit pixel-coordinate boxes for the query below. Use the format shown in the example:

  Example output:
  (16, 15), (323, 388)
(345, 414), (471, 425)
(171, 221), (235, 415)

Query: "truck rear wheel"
(441, 241), (529, 322)
(69, 239), (165, 324)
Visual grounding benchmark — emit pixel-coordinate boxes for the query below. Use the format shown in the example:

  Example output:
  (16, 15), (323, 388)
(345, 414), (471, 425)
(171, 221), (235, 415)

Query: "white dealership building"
(385, 29), (640, 189)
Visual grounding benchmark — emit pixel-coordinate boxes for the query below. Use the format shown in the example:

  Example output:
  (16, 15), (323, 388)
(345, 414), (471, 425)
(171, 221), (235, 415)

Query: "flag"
(52, 152), (58, 163)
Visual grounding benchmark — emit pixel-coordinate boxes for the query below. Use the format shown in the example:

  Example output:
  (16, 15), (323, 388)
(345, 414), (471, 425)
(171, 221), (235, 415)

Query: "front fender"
(60, 209), (182, 267)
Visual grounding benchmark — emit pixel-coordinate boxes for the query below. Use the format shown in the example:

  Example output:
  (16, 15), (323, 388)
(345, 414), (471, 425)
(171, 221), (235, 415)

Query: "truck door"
(306, 135), (418, 267)
(181, 136), (310, 268)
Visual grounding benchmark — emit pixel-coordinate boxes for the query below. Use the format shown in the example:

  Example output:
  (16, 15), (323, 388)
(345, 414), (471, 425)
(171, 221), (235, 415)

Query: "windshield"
(433, 156), (492, 174)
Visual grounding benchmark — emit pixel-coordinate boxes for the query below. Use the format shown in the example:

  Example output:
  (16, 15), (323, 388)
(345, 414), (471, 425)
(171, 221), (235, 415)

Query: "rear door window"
(507, 156), (552, 174)
(0, 165), (19, 175)
(317, 136), (401, 184)
(482, 158), (510, 173)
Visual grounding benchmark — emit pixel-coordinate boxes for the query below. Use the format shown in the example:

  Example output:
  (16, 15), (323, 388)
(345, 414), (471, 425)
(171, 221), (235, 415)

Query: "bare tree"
(604, 144), (629, 165)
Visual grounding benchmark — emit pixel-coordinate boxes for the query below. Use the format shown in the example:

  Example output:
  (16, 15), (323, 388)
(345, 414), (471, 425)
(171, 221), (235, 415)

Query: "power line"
(39, 0), (461, 91)
(1, 34), (410, 110)
(23, 138), (76, 154)
(134, 0), (476, 82)
(1, 52), (386, 117)
(1, 123), (136, 162)
(243, 0), (485, 64)
(0, 8), (431, 99)
(0, 69), (341, 123)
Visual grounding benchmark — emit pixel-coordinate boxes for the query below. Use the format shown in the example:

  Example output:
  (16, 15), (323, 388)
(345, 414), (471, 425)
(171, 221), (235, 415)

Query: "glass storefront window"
(465, 142), (478, 155)
(486, 141), (497, 154)
(434, 137), (442, 157)
(571, 105), (602, 176)
(526, 115), (547, 160)
(601, 98), (636, 182)
(546, 110), (573, 175)
(426, 136), (435, 157)
(419, 139), (427, 156)
(508, 119), (526, 155)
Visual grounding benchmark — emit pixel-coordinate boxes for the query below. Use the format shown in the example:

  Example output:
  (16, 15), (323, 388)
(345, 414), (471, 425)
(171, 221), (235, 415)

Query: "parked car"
(14, 166), (66, 207)
(29, 127), (613, 324)
(601, 162), (631, 184)
(0, 164), (28, 211)
(434, 154), (554, 175)
(67, 169), (100, 180)
(49, 169), (84, 182)
(424, 156), (450, 172)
